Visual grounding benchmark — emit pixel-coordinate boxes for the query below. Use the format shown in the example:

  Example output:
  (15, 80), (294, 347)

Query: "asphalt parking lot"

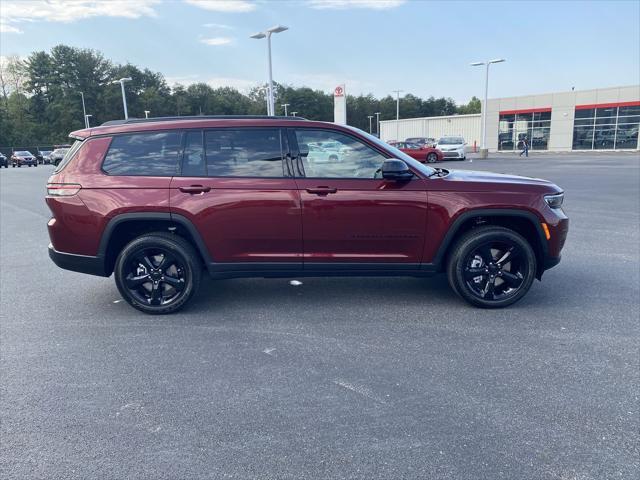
(1, 153), (639, 479)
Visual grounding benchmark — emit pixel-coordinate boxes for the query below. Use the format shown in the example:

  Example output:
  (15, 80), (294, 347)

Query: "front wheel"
(114, 232), (202, 314)
(426, 152), (438, 163)
(447, 226), (537, 308)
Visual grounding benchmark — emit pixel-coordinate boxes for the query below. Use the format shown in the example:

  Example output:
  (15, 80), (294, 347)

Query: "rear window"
(102, 132), (181, 176)
(53, 141), (82, 173)
(205, 128), (284, 177)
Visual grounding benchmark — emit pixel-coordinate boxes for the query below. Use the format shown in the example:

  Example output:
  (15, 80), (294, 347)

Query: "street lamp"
(291, 111), (298, 117)
(470, 58), (505, 158)
(392, 90), (403, 142)
(250, 25), (288, 116)
(84, 114), (92, 127)
(80, 92), (89, 128)
(375, 112), (381, 138)
(144, 110), (150, 119)
(281, 103), (290, 116)
(367, 115), (373, 134)
(113, 77), (132, 119)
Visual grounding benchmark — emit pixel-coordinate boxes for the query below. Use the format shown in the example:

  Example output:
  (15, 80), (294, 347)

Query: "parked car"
(434, 136), (466, 160)
(406, 137), (436, 148)
(11, 151), (37, 167)
(395, 141), (443, 163)
(0, 152), (8, 168)
(38, 150), (53, 164)
(50, 148), (69, 167)
(47, 115), (568, 314)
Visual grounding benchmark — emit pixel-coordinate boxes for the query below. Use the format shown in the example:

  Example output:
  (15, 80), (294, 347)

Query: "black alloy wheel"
(447, 226), (536, 308)
(115, 233), (201, 314)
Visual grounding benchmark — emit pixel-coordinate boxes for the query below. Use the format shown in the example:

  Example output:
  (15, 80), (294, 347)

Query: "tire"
(426, 153), (438, 163)
(446, 226), (537, 308)
(114, 232), (202, 314)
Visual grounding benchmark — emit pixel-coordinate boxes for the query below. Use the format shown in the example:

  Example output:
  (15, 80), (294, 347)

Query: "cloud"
(0, 0), (160, 33)
(184, 0), (256, 12)
(203, 23), (234, 29)
(307, 0), (406, 9)
(200, 36), (234, 46)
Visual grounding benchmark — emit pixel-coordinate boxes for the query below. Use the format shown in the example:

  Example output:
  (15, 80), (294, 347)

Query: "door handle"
(179, 185), (211, 194)
(306, 187), (338, 196)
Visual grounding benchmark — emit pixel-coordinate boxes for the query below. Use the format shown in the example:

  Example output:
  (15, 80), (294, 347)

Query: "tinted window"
(181, 130), (206, 177)
(295, 129), (387, 179)
(103, 132), (181, 176)
(205, 129), (284, 177)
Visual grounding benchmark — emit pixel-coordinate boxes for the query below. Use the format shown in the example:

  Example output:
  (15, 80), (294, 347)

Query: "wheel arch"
(98, 212), (212, 276)
(433, 208), (548, 279)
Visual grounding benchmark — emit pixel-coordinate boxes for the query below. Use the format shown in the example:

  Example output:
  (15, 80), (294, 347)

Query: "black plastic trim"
(431, 208), (551, 272)
(48, 244), (108, 277)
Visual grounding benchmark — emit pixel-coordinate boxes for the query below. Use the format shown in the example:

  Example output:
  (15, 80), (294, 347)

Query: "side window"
(102, 131), (181, 176)
(181, 130), (206, 177)
(294, 129), (387, 179)
(205, 128), (284, 177)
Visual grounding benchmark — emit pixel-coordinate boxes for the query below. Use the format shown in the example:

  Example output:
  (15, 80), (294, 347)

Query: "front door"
(290, 128), (428, 267)
(170, 128), (302, 269)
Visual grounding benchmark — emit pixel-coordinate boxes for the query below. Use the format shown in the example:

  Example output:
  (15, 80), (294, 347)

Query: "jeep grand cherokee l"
(46, 116), (568, 314)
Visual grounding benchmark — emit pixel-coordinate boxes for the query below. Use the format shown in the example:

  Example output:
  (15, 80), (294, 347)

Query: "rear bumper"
(48, 244), (108, 277)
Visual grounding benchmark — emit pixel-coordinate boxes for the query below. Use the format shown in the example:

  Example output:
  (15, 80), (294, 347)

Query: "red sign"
(334, 85), (344, 97)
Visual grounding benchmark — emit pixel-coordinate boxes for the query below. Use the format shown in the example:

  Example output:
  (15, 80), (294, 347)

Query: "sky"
(1, 0), (639, 103)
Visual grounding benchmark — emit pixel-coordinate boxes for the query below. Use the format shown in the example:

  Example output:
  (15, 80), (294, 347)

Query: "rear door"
(170, 128), (302, 269)
(290, 128), (428, 267)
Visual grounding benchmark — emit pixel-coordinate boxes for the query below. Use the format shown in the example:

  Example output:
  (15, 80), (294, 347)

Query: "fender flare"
(432, 208), (548, 268)
(98, 212), (213, 266)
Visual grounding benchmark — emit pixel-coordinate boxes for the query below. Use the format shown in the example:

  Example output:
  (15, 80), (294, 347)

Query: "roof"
(69, 116), (340, 140)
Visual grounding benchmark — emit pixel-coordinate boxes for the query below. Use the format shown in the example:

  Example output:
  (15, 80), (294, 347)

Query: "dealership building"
(379, 85), (640, 152)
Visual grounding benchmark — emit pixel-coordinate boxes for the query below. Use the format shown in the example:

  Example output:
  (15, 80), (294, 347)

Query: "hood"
(443, 169), (562, 191)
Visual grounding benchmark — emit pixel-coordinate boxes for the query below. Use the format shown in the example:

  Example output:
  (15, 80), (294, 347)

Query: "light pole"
(113, 77), (132, 119)
(281, 103), (290, 116)
(291, 111), (298, 117)
(250, 25), (288, 116)
(392, 90), (403, 142)
(80, 92), (88, 128)
(470, 58), (505, 158)
(367, 115), (373, 134)
(144, 110), (150, 119)
(375, 112), (381, 138)
(84, 114), (92, 127)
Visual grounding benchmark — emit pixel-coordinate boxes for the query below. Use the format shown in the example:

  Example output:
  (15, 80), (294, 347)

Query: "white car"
(435, 136), (466, 160)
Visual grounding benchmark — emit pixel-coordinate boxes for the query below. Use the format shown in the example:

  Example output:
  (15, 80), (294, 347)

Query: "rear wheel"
(447, 226), (536, 308)
(114, 233), (202, 314)
(426, 152), (438, 163)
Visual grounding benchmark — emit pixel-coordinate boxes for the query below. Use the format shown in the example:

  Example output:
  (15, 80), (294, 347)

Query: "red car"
(395, 142), (443, 163)
(47, 116), (568, 313)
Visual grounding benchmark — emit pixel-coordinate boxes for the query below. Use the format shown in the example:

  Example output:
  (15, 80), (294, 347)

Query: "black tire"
(114, 232), (202, 314)
(328, 154), (338, 162)
(426, 153), (438, 163)
(446, 226), (536, 308)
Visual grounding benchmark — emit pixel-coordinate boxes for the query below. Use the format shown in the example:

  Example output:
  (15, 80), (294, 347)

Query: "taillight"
(46, 183), (82, 196)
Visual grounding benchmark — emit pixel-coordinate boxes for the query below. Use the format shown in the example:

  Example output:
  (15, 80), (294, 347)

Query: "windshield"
(342, 125), (437, 177)
(16, 151), (31, 155)
(438, 137), (464, 145)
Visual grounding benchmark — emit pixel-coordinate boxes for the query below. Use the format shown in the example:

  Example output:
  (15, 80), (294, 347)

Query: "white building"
(380, 85), (640, 152)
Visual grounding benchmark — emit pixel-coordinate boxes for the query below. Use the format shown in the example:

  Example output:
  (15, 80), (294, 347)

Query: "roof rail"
(101, 115), (307, 126)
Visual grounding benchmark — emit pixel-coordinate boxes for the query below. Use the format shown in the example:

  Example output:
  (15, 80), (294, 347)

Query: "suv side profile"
(46, 116), (568, 314)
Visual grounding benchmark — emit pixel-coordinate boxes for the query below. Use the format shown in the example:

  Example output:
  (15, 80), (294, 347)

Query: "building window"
(572, 103), (640, 150)
(498, 109), (551, 151)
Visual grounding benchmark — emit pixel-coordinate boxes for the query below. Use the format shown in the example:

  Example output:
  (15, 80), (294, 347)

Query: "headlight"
(544, 192), (564, 209)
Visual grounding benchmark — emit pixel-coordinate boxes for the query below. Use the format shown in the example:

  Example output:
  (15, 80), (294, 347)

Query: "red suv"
(46, 116), (568, 314)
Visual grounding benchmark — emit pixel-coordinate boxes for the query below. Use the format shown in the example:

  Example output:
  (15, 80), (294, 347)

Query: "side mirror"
(381, 159), (413, 181)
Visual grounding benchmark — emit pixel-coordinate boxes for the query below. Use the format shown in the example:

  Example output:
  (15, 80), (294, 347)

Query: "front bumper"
(441, 150), (465, 158)
(48, 244), (108, 277)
